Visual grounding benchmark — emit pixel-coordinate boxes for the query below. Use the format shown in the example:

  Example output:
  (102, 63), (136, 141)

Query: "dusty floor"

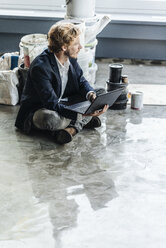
(0, 61), (166, 248)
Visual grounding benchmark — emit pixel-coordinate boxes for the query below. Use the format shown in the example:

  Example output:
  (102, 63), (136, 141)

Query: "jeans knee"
(33, 109), (71, 131)
(33, 110), (56, 130)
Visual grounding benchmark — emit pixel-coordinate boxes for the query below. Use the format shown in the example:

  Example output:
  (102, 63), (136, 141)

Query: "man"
(15, 23), (109, 144)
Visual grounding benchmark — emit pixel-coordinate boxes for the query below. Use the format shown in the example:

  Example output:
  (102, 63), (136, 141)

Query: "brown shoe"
(83, 117), (101, 129)
(54, 127), (76, 144)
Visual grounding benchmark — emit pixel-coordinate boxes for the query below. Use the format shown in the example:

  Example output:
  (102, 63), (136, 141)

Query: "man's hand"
(83, 104), (109, 117)
(88, 92), (96, 102)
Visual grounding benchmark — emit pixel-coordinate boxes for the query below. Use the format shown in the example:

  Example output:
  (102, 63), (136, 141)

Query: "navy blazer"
(15, 49), (94, 132)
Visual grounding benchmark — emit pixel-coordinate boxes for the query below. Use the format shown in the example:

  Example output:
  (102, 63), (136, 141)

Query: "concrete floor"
(1, 61), (166, 248)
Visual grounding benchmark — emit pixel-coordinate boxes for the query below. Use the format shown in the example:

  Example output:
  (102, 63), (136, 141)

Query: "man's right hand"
(88, 92), (96, 102)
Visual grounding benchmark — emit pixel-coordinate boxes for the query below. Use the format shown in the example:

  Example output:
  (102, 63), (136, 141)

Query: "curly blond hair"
(48, 23), (81, 53)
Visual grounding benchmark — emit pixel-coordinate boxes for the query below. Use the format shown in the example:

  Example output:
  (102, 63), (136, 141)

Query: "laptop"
(63, 88), (124, 115)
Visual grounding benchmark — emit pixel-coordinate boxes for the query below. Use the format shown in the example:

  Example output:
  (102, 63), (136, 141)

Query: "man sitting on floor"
(15, 23), (108, 144)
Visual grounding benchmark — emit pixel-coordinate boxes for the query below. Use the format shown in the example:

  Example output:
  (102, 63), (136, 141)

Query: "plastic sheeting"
(0, 53), (22, 105)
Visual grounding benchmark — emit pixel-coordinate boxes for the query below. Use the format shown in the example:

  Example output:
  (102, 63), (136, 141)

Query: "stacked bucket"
(17, 34), (48, 102)
(106, 64), (129, 110)
(65, 0), (111, 85)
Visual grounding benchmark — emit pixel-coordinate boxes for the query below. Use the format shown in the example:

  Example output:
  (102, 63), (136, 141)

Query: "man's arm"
(31, 65), (78, 121)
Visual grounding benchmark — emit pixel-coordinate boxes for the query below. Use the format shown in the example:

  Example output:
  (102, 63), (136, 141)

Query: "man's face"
(65, 36), (82, 58)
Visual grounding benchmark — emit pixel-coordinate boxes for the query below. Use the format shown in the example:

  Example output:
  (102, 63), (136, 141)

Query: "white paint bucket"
(66, 0), (96, 18)
(88, 63), (98, 85)
(85, 39), (98, 67)
(20, 33), (48, 68)
(77, 49), (92, 79)
(131, 91), (143, 110)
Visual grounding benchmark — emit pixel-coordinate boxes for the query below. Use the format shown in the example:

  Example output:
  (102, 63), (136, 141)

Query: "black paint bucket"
(106, 80), (128, 110)
(109, 99), (128, 110)
(116, 91), (128, 101)
(109, 63), (123, 83)
(106, 80), (126, 92)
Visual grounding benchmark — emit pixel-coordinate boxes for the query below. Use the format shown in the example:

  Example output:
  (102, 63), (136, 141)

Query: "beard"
(64, 49), (78, 59)
(64, 50), (70, 57)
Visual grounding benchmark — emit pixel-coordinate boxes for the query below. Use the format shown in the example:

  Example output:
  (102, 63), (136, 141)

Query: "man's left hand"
(83, 104), (109, 117)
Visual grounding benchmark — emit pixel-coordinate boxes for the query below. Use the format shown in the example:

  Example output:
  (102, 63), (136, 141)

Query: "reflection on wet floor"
(1, 103), (166, 248)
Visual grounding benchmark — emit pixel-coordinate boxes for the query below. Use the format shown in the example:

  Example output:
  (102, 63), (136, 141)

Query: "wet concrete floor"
(0, 61), (166, 248)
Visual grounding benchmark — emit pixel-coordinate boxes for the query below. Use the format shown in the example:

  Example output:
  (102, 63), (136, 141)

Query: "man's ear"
(62, 45), (67, 51)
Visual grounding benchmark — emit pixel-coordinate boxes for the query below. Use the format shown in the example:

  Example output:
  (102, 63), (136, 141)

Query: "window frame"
(0, 0), (166, 16)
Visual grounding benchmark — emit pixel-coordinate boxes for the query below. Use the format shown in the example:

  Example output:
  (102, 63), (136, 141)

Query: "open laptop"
(63, 88), (124, 115)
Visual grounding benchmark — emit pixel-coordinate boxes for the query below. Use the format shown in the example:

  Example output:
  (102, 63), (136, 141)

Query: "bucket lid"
(58, 19), (85, 26)
(132, 91), (143, 96)
(21, 34), (48, 46)
(109, 63), (123, 69)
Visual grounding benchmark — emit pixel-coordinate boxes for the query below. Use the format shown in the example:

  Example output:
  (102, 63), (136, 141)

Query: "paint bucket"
(78, 42), (97, 84)
(106, 81), (128, 110)
(109, 64), (123, 83)
(88, 63), (98, 85)
(106, 81), (126, 91)
(66, 0), (96, 18)
(121, 75), (128, 84)
(85, 39), (98, 67)
(77, 50), (92, 80)
(19, 34), (48, 68)
(110, 99), (128, 110)
(131, 91), (143, 110)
